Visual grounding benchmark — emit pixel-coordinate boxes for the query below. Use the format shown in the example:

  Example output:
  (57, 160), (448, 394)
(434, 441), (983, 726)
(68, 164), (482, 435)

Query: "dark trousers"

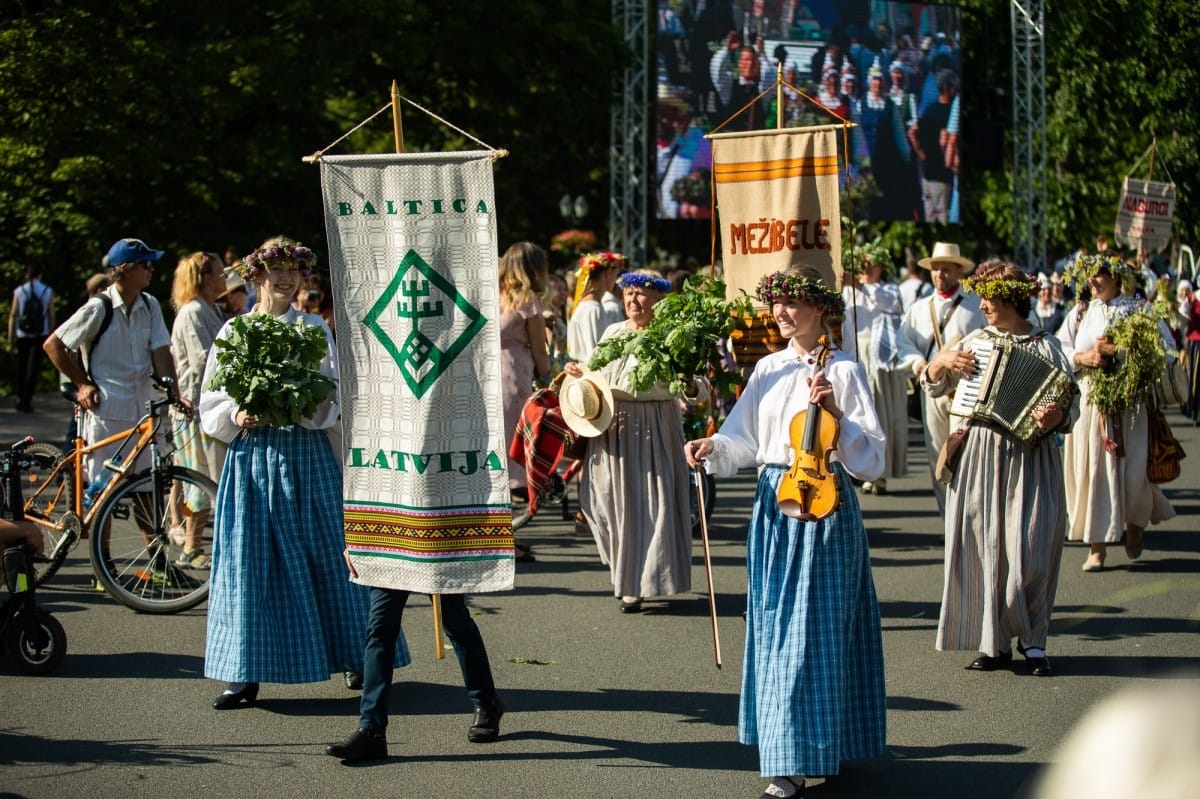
(15, 335), (47, 410)
(359, 588), (496, 733)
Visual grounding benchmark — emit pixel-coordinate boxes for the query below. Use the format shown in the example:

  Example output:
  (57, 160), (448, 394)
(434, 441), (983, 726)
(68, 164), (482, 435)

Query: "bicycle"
(20, 376), (216, 613)
(1, 438), (67, 674)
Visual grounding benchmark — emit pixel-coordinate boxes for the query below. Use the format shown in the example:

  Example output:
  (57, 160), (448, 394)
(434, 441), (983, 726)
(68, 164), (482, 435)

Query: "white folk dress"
(1056, 299), (1176, 543)
(842, 281), (909, 480)
(925, 327), (1078, 656)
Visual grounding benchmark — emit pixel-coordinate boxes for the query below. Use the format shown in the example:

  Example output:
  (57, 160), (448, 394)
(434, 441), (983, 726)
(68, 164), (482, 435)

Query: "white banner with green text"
(319, 152), (513, 594)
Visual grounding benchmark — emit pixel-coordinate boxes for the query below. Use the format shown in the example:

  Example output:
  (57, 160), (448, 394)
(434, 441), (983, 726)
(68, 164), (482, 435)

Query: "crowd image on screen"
(654, 0), (964, 223)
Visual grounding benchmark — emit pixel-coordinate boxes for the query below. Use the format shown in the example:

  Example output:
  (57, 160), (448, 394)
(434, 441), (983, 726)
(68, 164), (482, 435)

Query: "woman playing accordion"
(685, 266), (886, 799)
(922, 261), (1078, 677)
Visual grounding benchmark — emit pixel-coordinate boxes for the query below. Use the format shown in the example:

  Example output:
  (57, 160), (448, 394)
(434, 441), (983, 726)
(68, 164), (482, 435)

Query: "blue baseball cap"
(105, 238), (165, 268)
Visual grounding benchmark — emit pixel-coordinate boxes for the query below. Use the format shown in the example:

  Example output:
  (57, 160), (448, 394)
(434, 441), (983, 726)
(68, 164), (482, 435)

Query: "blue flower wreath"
(616, 272), (671, 292)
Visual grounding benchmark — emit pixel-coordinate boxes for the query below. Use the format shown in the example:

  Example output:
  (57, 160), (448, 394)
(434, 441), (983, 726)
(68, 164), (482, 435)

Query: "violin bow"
(694, 465), (722, 669)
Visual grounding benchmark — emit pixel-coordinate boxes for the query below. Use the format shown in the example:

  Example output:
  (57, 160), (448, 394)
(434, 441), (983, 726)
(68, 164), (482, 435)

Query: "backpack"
(59, 292), (150, 401)
(17, 284), (47, 335)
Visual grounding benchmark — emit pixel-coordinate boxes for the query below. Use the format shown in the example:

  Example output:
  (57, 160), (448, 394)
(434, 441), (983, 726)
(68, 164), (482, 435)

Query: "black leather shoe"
(344, 671), (363, 690)
(965, 650), (1013, 671)
(468, 698), (505, 743)
(325, 728), (387, 762)
(1025, 656), (1052, 676)
(213, 682), (259, 709)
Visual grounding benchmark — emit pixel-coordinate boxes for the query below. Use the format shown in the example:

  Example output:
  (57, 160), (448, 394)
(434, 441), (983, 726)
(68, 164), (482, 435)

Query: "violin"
(777, 344), (840, 521)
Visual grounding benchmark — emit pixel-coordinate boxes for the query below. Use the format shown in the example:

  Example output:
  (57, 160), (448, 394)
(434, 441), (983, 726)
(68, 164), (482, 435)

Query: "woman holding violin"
(685, 266), (886, 799)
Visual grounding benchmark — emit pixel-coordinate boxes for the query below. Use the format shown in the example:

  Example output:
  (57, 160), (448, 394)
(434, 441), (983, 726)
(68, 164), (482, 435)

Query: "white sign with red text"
(1115, 177), (1175, 253)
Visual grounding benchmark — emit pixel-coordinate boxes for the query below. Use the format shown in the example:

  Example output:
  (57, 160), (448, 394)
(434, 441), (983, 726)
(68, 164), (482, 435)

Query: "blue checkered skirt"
(205, 425), (410, 683)
(739, 464), (887, 777)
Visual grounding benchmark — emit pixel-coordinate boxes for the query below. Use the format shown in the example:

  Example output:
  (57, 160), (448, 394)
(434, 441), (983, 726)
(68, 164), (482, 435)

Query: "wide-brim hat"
(559, 372), (615, 439)
(219, 267), (247, 297)
(918, 242), (975, 274)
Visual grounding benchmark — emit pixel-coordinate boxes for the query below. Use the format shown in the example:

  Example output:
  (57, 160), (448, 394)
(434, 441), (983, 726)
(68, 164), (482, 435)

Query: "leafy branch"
(588, 274), (753, 397)
(205, 314), (335, 427)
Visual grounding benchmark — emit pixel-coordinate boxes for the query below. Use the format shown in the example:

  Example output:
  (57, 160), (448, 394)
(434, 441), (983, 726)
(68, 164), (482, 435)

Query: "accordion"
(949, 336), (1076, 443)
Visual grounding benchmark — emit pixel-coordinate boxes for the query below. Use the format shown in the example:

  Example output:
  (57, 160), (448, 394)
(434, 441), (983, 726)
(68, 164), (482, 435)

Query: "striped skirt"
(937, 424), (1065, 655)
(739, 464), (887, 777)
(205, 425), (410, 684)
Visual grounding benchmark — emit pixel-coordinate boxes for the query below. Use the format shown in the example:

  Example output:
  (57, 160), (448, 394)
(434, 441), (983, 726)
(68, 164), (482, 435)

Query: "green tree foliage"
(3, 0), (1199, 397)
(865, 0), (1198, 267)
(0, 0), (624, 321)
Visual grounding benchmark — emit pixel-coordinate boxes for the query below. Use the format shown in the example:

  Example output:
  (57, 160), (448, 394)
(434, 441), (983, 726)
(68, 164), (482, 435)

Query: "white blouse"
(705, 346), (886, 481)
(198, 308), (340, 444)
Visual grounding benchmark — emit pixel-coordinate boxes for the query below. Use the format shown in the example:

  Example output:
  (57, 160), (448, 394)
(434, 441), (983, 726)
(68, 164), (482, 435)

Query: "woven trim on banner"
(345, 504), (513, 562)
(714, 155), (839, 183)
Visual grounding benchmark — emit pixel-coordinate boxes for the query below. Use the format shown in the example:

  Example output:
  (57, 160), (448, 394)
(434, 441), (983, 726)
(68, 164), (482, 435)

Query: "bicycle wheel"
(88, 466), (215, 613)
(21, 442), (80, 587)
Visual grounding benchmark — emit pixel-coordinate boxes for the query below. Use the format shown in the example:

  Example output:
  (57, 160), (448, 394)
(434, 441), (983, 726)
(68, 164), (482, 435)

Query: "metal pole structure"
(610, 0), (648, 265)
(1011, 0), (1047, 273)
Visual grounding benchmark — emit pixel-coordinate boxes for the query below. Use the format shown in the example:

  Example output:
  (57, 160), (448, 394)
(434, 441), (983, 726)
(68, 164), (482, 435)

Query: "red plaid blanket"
(508, 388), (578, 516)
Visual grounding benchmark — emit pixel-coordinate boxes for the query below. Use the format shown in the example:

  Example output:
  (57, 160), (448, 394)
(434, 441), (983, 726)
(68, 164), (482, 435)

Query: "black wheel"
(690, 471), (716, 538)
(88, 466), (214, 613)
(20, 442), (79, 587)
(7, 608), (67, 675)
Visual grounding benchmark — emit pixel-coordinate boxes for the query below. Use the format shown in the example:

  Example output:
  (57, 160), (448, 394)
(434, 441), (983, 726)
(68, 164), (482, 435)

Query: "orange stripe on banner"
(714, 156), (839, 183)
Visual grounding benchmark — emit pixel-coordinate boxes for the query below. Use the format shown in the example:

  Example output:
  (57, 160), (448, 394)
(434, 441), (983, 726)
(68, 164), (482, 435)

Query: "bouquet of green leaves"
(1080, 301), (1166, 416)
(205, 314), (336, 426)
(587, 274), (753, 397)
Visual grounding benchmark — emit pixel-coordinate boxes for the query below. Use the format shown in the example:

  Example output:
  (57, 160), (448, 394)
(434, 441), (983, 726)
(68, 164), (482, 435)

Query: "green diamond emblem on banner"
(363, 250), (487, 398)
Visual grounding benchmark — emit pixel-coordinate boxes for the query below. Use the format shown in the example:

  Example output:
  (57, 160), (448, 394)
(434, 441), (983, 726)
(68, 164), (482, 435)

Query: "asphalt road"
(1, 393), (1198, 799)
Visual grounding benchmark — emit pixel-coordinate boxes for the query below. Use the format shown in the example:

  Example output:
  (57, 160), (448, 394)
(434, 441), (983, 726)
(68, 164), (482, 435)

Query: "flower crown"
(616, 272), (671, 293)
(842, 241), (891, 276)
(578, 251), (627, 272)
(962, 272), (1039, 303)
(756, 271), (845, 315)
(239, 242), (318, 281)
(1061, 253), (1137, 294)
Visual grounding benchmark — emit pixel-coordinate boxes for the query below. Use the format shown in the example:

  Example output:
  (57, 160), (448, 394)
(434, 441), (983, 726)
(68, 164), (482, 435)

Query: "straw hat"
(219, 267), (247, 298)
(917, 242), (975, 274)
(559, 373), (615, 438)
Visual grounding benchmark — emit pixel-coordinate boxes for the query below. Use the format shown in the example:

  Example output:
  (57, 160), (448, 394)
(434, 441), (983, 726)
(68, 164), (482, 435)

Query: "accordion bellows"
(949, 335), (1076, 444)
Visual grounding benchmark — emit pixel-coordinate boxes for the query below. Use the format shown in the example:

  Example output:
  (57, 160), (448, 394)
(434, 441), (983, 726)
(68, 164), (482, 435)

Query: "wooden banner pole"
(390, 78), (443, 660)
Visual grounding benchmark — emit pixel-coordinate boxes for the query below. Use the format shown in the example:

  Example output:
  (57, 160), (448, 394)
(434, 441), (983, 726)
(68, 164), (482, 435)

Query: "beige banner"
(1114, 176), (1175, 253)
(710, 125), (843, 305)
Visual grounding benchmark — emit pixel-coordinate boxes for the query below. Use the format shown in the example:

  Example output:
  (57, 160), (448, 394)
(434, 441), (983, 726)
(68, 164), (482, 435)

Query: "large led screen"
(655, 1), (964, 223)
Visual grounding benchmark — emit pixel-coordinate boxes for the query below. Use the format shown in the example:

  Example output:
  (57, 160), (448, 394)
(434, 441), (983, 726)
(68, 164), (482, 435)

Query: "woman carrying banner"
(923, 262), (1077, 677)
(564, 269), (692, 613)
(199, 236), (409, 710)
(684, 266), (887, 799)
